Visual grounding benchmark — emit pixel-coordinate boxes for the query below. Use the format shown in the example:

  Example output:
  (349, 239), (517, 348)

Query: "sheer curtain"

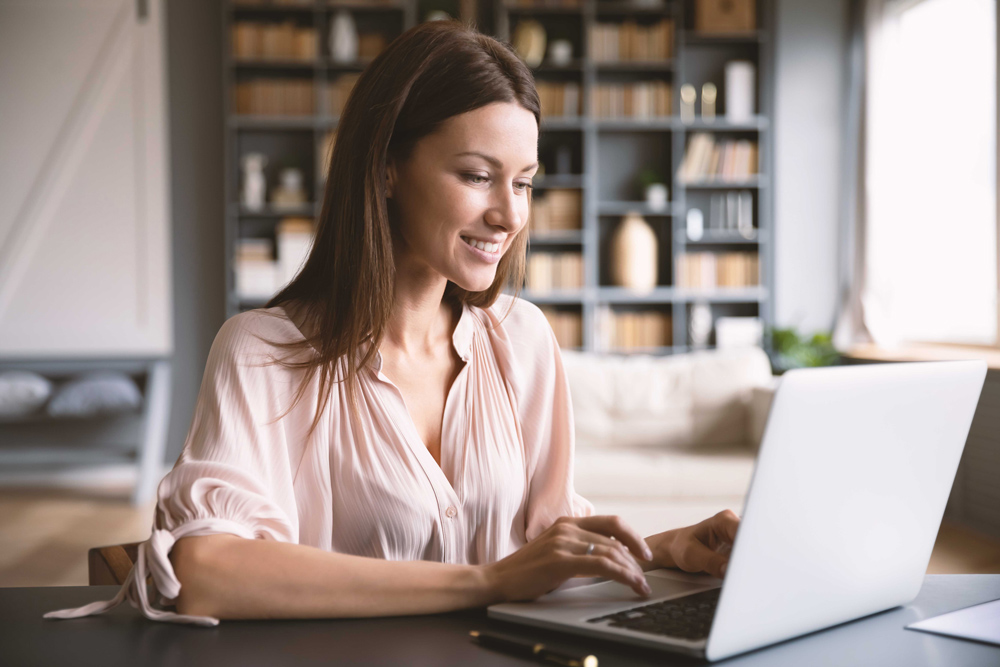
(834, 0), (997, 349)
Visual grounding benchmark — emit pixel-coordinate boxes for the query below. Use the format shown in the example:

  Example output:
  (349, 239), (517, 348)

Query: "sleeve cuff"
(43, 517), (258, 628)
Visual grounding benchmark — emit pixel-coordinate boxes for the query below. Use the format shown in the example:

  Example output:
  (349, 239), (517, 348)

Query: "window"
(866, 0), (997, 345)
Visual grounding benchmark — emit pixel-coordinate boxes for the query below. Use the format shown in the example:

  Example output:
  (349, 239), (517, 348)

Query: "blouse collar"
(364, 299), (475, 375)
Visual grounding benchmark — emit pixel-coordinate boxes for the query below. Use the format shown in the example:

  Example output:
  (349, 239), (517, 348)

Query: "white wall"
(773, 0), (849, 334)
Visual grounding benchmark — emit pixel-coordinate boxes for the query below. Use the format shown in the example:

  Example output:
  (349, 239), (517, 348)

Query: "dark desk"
(2, 576), (999, 666)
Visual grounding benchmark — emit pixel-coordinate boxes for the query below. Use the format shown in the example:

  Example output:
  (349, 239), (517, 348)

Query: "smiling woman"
(44, 19), (738, 628)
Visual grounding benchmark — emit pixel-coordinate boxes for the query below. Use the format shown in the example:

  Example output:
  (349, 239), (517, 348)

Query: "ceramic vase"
(330, 11), (359, 64)
(610, 211), (657, 292)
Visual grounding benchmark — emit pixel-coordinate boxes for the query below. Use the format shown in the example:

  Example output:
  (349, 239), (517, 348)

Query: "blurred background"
(1, 0), (999, 588)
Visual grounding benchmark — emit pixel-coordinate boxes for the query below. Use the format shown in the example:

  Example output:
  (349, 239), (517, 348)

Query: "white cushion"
(46, 372), (142, 417)
(0, 371), (52, 416)
(574, 446), (757, 500)
(562, 347), (773, 450)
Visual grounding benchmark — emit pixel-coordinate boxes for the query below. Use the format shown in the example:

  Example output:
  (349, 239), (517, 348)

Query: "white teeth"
(462, 236), (500, 254)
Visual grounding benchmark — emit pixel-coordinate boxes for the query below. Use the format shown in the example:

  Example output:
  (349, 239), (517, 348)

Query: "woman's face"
(386, 101), (538, 293)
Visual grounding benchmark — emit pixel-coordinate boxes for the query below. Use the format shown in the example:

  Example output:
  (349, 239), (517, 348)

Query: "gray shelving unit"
(223, 0), (774, 356)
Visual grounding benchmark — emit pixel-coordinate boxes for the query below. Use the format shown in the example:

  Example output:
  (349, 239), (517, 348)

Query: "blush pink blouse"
(45, 294), (594, 626)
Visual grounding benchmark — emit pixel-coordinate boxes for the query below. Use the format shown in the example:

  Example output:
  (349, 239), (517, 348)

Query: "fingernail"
(644, 546), (653, 560)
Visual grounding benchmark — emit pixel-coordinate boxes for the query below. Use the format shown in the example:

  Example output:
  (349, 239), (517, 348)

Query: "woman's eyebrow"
(454, 151), (538, 172)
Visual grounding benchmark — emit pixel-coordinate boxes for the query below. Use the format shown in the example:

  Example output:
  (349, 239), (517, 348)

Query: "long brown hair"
(257, 19), (539, 438)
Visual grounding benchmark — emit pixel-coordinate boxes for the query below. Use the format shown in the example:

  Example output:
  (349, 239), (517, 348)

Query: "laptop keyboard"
(585, 587), (721, 641)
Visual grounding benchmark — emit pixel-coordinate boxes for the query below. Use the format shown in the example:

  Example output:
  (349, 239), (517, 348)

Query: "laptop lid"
(706, 360), (986, 661)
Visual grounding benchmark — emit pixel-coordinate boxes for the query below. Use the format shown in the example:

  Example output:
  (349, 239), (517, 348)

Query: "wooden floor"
(1, 486), (999, 587)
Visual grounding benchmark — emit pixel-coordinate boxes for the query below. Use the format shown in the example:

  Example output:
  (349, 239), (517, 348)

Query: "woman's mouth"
(461, 236), (502, 263)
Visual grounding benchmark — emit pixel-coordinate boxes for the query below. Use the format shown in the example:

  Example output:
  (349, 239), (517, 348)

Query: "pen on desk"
(469, 630), (598, 667)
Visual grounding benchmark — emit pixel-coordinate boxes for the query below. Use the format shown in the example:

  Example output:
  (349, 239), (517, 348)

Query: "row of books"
(678, 133), (758, 182)
(675, 252), (759, 289)
(589, 20), (674, 63)
(328, 74), (361, 116)
(591, 82), (672, 118)
(235, 79), (315, 115)
(539, 308), (583, 349)
(530, 190), (582, 233)
(232, 22), (317, 62)
(598, 308), (672, 350)
(537, 82), (581, 118)
(526, 252), (584, 292)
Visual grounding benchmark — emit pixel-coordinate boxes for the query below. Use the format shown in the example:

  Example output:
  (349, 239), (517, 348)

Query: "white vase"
(330, 11), (359, 64)
(610, 211), (657, 292)
(644, 183), (668, 212)
(689, 302), (713, 348)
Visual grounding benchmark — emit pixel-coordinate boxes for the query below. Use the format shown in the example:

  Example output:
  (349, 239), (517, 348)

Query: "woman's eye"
(515, 182), (533, 192)
(466, 174), (489, 184)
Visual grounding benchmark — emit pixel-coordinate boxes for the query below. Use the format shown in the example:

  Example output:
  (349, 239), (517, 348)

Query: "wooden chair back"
(88, 542), (141, 586)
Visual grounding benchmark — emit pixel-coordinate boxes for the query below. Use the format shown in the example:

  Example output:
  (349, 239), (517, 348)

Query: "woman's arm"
(171, 534), (497, 619)
(173, 514), (656, 619)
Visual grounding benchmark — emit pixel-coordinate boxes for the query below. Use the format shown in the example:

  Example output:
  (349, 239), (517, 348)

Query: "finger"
(575, 515), (653, 561)
(675, 537), (729, 579)
(575, 552), (651, 597)
(579, 539), (644, 579)
(714, 509), (740, 544)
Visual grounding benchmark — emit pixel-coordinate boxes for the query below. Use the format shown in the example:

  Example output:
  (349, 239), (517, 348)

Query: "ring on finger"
(585, 542), (595, 556)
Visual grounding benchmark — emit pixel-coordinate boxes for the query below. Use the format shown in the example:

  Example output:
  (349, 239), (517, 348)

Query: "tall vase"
(610, 211), (657, 292)
(329, 11), (359, 64)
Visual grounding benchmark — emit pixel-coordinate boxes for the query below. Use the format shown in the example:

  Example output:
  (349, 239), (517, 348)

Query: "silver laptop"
(488, 360), (987, 662)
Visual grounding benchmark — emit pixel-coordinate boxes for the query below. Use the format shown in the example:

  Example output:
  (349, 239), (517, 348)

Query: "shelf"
(673, 287), (767, 303)
(593, 60), (674, 71)
(229, 115), (333, 129)
(539, 116), (585, 130)
(683, 30), (766, 45)
(677, 229), (762, 244)
(594, 117), (674, 131)
(533, 174), (584, 188)
(681, 116), (769, 131)
(231, 59), (317, 70)
(529, 230), (584, 245)
(597, 201), (676, 216)
(680, 176), (766, 189)
(0, 408), (142, 425)
(231, 203), (320, 217)
(595, 286), (766, 303)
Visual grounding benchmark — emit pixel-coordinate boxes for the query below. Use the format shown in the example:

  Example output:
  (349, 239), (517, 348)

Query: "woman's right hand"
(482, 515), (655, 603)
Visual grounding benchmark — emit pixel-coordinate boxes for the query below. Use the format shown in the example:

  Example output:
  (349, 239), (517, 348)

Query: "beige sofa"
(562, 347), (777, 537)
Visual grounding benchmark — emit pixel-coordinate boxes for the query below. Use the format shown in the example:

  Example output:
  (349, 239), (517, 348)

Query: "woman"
(46, 20), (739, 627)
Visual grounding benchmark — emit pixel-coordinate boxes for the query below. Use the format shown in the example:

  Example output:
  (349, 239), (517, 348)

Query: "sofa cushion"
(574, 446), (757, 500)
(562, 347), (773, 450)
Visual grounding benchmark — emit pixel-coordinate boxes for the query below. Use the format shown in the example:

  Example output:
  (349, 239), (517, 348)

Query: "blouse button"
(445, 505), (458, 519)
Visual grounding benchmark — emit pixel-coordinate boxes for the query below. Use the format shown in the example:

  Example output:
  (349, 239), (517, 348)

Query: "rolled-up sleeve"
(506, 300), (595, 543)
(45, 314), (299, 627)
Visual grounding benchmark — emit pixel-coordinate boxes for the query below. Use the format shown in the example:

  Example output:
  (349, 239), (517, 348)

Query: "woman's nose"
(485, 184), (525, 232)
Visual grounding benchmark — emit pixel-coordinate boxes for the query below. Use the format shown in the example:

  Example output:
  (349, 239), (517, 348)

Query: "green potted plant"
(769, 327), (839, 374)
(637, 168), (669, 212)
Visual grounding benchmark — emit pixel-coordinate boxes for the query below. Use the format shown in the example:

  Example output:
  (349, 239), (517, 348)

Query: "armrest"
(747, 379), (778, 452)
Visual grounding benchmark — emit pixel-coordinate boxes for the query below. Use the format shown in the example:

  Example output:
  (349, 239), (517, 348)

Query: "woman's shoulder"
(481, 293), (552, 342)
(210, 306), (309, 369)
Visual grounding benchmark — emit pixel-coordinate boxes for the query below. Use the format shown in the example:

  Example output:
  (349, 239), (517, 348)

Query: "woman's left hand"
(642, 509), (740, 579)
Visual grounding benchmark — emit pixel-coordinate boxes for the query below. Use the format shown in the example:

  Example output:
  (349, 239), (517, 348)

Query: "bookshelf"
(223, 0), (774, 356)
